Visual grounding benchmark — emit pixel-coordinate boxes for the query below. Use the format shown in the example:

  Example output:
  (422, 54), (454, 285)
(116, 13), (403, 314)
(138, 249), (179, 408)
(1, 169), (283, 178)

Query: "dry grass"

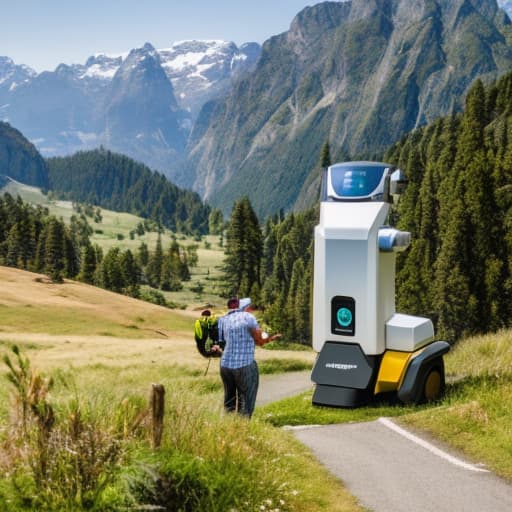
(0, 266), (314, 372)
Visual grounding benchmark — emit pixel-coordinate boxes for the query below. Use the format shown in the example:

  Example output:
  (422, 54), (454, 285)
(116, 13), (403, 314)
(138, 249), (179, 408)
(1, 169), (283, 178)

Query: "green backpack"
(194, 314), (223, 358)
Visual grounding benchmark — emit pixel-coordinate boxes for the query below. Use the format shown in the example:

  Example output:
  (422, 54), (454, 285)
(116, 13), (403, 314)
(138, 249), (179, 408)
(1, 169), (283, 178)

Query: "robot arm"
(378, 227), (410, 252)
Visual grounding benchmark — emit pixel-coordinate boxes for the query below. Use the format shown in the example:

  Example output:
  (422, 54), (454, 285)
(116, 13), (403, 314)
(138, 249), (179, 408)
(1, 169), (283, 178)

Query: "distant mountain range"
(2, 0), (512, 218)
(0, 40), (260, 175)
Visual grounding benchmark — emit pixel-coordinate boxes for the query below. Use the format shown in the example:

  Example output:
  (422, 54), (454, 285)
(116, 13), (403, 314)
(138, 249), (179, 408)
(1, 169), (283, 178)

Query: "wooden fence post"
(150, 383), (165, 449)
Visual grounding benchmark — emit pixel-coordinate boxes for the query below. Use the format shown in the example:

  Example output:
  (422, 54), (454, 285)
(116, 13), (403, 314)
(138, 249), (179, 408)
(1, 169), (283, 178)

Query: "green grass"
(259, 357), (313, 374)
(0, 304), (152, 338)
(4, 181), (512, 499)
(0, 347), (363, 511)
(257, 389), (410, 426)
(0, 299), (192, 339)
(398, 329), (512, 479)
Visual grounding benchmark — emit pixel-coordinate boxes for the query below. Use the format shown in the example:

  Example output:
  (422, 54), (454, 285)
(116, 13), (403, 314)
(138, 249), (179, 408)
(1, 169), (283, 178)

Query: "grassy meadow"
(2, 179), (512, 509)
(0, 265), (355, 511)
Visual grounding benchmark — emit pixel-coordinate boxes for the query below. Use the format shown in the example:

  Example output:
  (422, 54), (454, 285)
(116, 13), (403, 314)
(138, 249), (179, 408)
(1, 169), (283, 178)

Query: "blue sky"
(1, 0), (325, 72)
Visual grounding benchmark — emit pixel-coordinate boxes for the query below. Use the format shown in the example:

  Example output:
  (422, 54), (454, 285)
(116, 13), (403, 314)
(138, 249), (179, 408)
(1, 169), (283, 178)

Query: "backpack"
(194, 315), (224, 358)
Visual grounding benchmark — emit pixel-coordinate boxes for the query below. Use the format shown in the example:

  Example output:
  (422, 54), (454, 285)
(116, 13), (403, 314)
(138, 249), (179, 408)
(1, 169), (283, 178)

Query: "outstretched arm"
(250, 328), (282, 346)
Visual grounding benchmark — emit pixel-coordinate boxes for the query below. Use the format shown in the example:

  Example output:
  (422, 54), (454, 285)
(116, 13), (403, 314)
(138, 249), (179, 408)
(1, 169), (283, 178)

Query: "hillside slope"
(186, 0), (512, 217)
(0, 266), (315, 371)
(0, 122), (49, 189)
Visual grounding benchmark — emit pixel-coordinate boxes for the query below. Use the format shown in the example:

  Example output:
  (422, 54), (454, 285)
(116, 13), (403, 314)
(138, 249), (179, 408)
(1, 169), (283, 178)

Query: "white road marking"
(378, 417), (490, 473)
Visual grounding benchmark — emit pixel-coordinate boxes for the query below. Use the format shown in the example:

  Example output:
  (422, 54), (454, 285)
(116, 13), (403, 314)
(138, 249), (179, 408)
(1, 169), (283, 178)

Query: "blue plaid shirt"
(219, 310), (259, 369)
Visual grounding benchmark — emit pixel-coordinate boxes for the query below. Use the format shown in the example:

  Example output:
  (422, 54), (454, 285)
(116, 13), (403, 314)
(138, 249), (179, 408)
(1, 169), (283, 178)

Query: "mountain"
(0, 121), (49, 189)
(101, 43), (188, 174)
(0, 57), (36, 99)
(0, 40), (261, 176)
(159, 40), (261, 119)
(185, 0), (512, 217)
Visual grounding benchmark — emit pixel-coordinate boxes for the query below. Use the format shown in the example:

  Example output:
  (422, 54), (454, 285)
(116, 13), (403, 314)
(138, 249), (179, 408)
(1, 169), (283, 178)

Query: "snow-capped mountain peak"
(156, 39), (260, 115)
(81, 53), (126, 80)
(0, 56), (36, 89)
(43, 39), (261, 116)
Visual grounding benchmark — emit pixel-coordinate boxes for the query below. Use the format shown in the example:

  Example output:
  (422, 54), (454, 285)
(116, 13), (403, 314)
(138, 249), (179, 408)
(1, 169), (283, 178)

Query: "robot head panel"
(325, 161), (397, 202)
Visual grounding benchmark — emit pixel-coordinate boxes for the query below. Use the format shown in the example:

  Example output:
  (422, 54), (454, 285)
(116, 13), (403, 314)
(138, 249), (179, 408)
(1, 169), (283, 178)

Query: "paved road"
(257, 372), (512, 512)
(257, 370), (314, 405)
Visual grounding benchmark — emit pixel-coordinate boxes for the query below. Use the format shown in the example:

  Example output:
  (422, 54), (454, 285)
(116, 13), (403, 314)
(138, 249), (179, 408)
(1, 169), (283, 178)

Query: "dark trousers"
(220, 361), (259, 417)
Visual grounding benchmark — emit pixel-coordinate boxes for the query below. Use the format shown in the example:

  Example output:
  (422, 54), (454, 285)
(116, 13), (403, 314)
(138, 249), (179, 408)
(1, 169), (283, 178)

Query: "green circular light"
(337, 307), (352, 327)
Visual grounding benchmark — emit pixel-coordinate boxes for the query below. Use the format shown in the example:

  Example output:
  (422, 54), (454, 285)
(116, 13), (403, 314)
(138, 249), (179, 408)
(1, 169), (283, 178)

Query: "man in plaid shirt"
(218, 297), (281, 417)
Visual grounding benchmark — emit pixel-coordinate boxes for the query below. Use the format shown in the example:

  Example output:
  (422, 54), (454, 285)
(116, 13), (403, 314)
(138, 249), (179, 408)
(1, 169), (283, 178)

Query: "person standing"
(218, 297), (281, 417)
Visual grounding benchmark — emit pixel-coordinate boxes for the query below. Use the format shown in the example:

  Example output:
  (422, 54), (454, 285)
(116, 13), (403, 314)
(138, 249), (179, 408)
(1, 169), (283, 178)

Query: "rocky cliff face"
(186, 0), (512, 217)
(101, 43), (188, 173)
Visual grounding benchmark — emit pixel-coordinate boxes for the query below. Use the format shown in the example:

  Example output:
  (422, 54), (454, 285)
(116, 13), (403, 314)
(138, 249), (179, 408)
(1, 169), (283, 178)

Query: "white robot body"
(311, 162), (449, 408)
(313, 201), (392, 355)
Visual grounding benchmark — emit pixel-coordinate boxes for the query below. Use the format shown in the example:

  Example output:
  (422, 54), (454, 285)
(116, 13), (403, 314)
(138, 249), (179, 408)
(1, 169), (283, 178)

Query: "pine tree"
(44, 217), (66, 283)
(433, 200), (475, 341)
(295, 263), (312, 345)
(99, 248), (124, 293)
(160, 242), (184, 292)
(319, 141), (331, 168)
(120, 249), (140, 297)
(137, 242), (149, 267)
(208, 208), (224, 235)
(146, 234), (164, 288)
(79, 243), (97, 284)
(455, 79), (502, 331)
(223, 197), (262, 297)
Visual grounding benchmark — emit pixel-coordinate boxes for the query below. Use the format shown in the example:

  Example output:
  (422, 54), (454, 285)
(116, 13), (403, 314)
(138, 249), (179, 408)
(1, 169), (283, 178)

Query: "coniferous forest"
(222, 72), (512, 345)
(46, 148), (210, 235)
(0, 193), (192, 305)
(384, 74), (512, 343)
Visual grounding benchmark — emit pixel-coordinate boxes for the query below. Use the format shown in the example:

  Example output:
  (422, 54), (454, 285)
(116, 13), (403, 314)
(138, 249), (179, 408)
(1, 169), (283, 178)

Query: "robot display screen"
(330, 164), (387, 198)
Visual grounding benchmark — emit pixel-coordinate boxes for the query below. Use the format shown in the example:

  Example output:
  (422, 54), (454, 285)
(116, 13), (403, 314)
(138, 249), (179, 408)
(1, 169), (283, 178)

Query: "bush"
(139, 289), (169, 307)
(0, 347), (134, 511)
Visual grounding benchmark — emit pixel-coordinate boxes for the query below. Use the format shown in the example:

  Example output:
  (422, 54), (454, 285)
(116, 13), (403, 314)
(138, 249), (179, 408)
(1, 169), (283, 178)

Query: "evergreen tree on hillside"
(433, 199), (474, 341)
(223, 197), (263, 297)
(120, 249), (140, 297)
(261, 208), (316, 343)
(160, 241), (185, 292)
(78, 243), (98, 284)
(384, 72), (512, 341)
(319, 141), (331, 168)
(44, 217), (67, 283)
(208, 208), (224, 235)
(98, 247), (124, 293)
(146, 234), (164, 288)
(137, 242), (149, 267)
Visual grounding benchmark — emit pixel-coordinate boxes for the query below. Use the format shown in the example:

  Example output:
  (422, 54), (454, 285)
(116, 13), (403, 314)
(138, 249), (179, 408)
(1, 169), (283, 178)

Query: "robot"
(311, 161), (450, 408)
